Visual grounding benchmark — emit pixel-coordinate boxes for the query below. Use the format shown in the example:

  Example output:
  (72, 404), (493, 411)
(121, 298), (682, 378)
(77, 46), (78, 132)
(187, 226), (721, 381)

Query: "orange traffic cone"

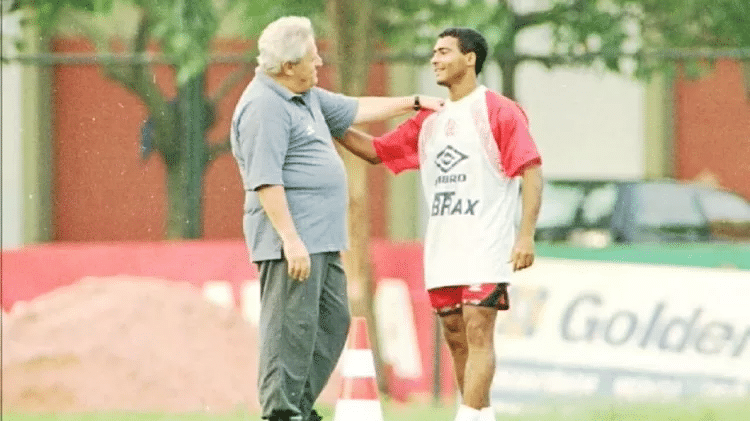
(333, 317), (384, 421)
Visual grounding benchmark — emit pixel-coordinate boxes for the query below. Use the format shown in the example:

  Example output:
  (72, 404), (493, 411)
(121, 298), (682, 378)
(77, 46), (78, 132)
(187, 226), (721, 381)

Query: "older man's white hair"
(257, 16), (315, 75)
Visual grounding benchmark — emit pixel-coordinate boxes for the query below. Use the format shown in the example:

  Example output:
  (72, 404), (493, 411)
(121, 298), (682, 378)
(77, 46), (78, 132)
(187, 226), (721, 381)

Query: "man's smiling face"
(431, 36), (474, 87)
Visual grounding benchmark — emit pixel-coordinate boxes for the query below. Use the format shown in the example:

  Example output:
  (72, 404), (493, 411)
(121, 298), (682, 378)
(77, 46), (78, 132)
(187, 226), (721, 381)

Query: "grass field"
(5, 399), (750, 421)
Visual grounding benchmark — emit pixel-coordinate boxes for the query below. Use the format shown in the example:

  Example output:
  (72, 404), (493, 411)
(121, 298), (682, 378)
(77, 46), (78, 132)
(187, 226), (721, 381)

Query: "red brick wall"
(51, 38), (389, 241)
(674, 60), (750, 200)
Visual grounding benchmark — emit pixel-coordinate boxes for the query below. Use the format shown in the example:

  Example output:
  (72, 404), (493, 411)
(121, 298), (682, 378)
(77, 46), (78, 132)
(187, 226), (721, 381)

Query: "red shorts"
(428, 283), (510, 316)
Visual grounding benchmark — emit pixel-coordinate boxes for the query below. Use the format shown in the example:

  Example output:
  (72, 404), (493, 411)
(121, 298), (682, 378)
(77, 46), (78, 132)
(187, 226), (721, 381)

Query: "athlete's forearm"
(336, 127), (381, 164)
(518, 165), (543, 239)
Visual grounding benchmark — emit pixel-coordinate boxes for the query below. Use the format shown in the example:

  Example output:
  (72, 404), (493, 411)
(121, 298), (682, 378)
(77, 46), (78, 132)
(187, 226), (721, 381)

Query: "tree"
(374, 0), (630, 99)
(323, 0), (389, 391)
(378, 0), (750, 100)
(633, 0), (750, 96)
(13, 0), (317, 239)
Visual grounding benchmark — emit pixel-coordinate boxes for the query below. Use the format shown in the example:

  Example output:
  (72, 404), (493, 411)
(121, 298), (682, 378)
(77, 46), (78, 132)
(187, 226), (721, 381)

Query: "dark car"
(532, 179), (750, 246)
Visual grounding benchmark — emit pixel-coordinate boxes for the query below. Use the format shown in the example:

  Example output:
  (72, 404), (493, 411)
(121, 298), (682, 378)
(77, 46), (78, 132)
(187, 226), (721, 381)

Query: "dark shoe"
(308, 409), (323, 421)
(268, 410), (302, 421)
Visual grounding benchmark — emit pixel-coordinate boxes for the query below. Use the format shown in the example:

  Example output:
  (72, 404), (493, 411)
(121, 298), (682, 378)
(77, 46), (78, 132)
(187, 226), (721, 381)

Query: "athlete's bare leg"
(460, 305), (497, 409)
(440, 311), (468, 396)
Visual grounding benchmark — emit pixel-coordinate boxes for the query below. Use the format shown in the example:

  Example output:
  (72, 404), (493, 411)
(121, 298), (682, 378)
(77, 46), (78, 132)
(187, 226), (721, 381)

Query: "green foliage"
(232, 0), (323, 46)
(373, 0), (750, 79)
(16, 0), (330, 83)
(147, 0), (218, 84)
(548, 1), (633, 70)
(636, 0), (750, 48)
(18, 0), (750, 83)
(17, 0), (112, 35)
(17, 0), (215, 83)
(374, 0), (514, 58)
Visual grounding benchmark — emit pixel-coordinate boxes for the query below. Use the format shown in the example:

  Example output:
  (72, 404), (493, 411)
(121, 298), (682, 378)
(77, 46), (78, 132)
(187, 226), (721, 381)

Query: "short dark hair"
(438, 27), (488, 75)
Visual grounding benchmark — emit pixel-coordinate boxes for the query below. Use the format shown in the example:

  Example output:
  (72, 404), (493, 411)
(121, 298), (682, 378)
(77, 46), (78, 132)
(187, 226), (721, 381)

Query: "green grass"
(503, 400), (750, 421)
(4, 399), (750, 421)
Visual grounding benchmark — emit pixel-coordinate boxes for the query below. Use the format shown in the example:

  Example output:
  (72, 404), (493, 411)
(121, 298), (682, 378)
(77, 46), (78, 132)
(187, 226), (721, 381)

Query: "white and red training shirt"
(373, 86), (541, 290)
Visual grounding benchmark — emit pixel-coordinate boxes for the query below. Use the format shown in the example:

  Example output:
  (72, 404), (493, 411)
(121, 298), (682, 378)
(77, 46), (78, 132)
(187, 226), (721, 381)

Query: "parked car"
(532, 179), (750, 246)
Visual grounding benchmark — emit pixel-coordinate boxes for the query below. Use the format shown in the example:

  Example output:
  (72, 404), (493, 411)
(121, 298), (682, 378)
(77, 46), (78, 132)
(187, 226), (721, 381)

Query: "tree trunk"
(499, 56), (518, 100)
(164, 71), (208, 239)
(325, 0), (388, 394)
(165, 160), (192, 239)
(742, 60), (750, 100)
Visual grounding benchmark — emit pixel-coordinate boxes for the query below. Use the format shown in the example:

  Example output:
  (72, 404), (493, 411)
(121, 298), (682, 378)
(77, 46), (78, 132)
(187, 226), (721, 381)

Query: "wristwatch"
(413, 95), (421, 111)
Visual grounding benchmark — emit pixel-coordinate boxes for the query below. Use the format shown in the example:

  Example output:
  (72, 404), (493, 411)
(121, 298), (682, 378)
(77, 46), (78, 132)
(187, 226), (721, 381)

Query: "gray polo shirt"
(230, 72), (358, 262)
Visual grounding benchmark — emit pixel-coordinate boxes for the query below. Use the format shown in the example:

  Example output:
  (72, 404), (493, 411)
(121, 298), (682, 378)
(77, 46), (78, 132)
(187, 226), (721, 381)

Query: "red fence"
(2, 239), (455, 403)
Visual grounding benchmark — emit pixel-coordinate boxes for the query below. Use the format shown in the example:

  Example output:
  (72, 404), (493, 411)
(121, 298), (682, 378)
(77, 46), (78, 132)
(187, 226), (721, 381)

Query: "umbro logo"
(305, 125), (315, 136)
(435, 145), (468, 173)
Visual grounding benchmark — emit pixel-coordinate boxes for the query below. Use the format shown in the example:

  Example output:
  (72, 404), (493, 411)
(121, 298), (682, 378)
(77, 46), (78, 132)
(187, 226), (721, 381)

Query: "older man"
(229, 16), (443, 421)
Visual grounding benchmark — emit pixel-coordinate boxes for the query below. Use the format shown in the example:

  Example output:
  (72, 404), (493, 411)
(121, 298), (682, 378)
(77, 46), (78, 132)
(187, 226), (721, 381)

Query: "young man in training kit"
(336, 28), (543, 421)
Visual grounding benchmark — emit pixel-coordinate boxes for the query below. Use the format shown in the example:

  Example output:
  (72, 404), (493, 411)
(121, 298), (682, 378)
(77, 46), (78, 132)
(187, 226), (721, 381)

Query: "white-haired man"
(229, 16), (444, 421)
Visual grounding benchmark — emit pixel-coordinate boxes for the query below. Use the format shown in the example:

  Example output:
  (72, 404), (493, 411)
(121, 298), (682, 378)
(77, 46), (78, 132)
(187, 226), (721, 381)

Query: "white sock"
(454, 404), (481, 421)
(478, 406), (496, 421)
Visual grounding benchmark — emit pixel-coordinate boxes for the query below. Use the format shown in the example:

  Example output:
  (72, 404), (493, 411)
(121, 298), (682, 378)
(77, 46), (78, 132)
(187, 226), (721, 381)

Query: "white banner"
(493, 258), (750, 406)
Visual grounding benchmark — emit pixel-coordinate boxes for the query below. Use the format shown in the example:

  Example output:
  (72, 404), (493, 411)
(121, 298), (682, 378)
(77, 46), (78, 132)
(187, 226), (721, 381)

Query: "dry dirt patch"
(2, 276), (259, 413)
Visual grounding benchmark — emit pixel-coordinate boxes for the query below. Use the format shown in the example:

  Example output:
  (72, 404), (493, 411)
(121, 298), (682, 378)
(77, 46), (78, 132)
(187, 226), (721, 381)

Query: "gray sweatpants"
(257, 252), (351, 421)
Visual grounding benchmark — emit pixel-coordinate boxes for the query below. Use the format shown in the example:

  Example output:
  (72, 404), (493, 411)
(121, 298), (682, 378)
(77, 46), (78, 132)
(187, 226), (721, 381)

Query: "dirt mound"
(2, 276), (259, 413)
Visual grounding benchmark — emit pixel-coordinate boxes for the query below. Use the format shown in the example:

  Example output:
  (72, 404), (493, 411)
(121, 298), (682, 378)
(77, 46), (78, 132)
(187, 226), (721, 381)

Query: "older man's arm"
(256, 185), (310, 282)
(353, 95), (443, 124)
